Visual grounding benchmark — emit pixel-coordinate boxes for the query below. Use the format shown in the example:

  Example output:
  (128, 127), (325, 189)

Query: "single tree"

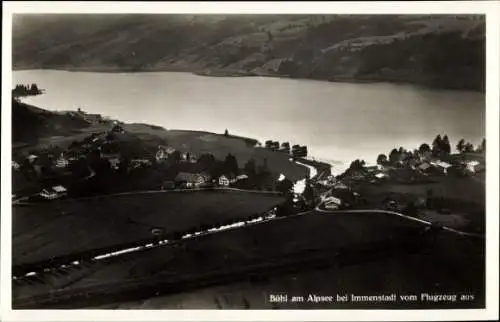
(456, 138), (466, 153)
(480, 138), (486, 152)
(418, 143), (431, 154)
(441, 135), (451, 155)
(224, 129), (229, 136)
(389, 148), (400, 164)
(432, 134), (442, 155)
(376, 154), (388, 165)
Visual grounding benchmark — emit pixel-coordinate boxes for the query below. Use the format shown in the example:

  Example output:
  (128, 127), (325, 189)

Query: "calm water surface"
(13, 70), (485, 173)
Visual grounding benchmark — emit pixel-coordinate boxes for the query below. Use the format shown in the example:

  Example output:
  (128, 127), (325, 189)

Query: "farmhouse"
(155, 146), (176, 162)
(39, 185), (67, 200)
(432, 161), (452, 174)
(418, 162), (431, 172)
(333, 182), (349, 190)
(218, 174), (237, 186)
(107, 157), (121, 170)
(374, 172), (388, 179)
(176, 172), (210, 188)
(55, 154), (69, 168)
(12, 161), (20, 170)
(27, 154), (38, 164)
(324, 196), (342, 210)
(236, 174), (249, 181)
(130, 159), (152, 169)
(218, 175), (230, 186)
(465, 160), (481, 173)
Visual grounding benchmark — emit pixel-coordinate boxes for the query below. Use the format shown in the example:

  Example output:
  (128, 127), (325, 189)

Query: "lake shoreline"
(12, 67), (484, 93)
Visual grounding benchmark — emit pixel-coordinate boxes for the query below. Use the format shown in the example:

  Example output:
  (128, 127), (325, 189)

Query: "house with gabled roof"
(39, 185), (67, 200)
(175, 172), (210, 188)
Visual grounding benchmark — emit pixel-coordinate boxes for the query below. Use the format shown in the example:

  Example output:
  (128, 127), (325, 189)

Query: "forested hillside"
(13, 14), (485, 91)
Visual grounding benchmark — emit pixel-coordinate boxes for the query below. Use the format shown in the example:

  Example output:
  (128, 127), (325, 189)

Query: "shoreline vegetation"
(12, 83), (45, 98)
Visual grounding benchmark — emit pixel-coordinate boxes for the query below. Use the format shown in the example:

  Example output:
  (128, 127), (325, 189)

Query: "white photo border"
(1, 1), (499, 321)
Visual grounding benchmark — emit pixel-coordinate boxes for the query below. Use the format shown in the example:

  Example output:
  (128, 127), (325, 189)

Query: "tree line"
(375, 134), (485, 167)
(264, 140), (308, 158)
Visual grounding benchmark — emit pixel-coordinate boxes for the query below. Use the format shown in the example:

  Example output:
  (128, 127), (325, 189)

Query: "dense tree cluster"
(349, 159), (366, 170)
(264, 140), (307, 158)
(431, 134), (451, 156)
(457, 137), (485, 153)
(12, 83), (43, 97)
(291, 145), (308, 158)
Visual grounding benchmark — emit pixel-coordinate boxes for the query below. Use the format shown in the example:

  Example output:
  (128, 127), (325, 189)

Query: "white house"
(102, 153), (121, 170)
(108, 157), (121, 170)
(333, 182), (349, 190)
(12, 161), (20, 170)
(39, 185), (67, 200)
(56, 154), (69, 168)
(324, 196), (342, 206)
(236, 174), (249, 181)
(176, 172), (210, 188)
(165, 146), (176, 155)
(155, 149), (166, 162)
(324, 196), (342, 210)
(431, 161), (452, 174)
(375, 172), (387, 179)
(218, 175), (231, 186)
(465, 160), (480, 173)
(131, 159), (152, 168)
(418, 162), (431, 172)
(27, 154), (38, 163)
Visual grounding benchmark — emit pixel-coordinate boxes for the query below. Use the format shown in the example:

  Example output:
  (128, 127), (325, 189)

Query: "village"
(11, 110), (319, 212)
(310, 135), (486, 234)
(11, 102), (486, 235)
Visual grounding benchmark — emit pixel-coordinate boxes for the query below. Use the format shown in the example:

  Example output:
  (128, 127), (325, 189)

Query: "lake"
(13, 70), (485, 174)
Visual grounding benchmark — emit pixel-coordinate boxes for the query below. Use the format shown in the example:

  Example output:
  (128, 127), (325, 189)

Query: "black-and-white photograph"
(2, 2), (498, 317)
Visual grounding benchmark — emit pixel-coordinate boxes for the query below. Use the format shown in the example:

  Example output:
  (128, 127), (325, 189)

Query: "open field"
(12, 190), (285, 268)
(353, 173), (485, 233)
(13, 210), (484, 308)
(365, 174), (485, 204)
(124, 125), (309, 181)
